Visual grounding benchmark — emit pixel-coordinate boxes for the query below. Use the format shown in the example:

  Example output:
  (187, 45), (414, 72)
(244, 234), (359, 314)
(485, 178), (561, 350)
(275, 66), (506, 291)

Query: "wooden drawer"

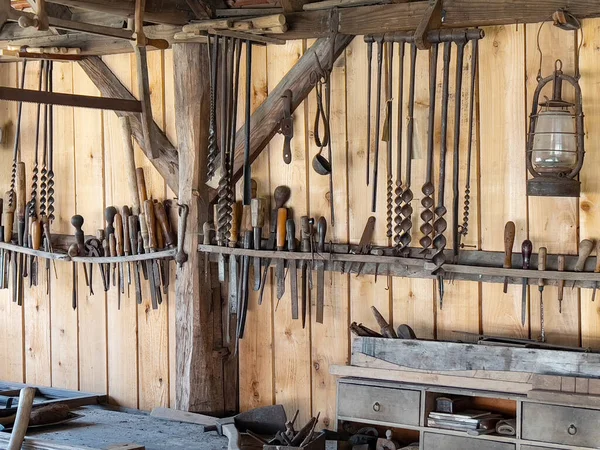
(422, 432), (515, 450)
(337, 382), (420, 426)
(522, 402), (600, 448)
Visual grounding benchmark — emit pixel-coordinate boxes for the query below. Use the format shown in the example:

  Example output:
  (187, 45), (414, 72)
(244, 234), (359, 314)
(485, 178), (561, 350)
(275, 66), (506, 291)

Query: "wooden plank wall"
(0, 18), (599, 418)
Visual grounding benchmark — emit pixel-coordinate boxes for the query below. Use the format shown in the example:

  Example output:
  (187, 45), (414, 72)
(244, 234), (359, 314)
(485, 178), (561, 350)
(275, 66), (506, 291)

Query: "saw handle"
(503, 221), (516, 269)
(575, 239), (594, 272)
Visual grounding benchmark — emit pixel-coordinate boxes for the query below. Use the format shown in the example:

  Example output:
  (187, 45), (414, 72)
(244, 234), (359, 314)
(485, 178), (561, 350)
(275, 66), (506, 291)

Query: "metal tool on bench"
(502, 221), (516, 293)
(316, 216), (327, 324)
(538, 247), (547, 342)
(371, 305), (396, 338)
(347, 216), (376, 276)
(286, 218), (298, 320)
(520, 239), (532, 326)
(570, 239), (594, 289)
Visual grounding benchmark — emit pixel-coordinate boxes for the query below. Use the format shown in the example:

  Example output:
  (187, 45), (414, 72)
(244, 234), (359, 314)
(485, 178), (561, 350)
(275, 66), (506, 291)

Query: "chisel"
(115, 212), (125, 294)
(101, 232), (110, 289)
(154, 200), (172, 293)
(30, 218), (41, 288)
(109, 233), (118, 307)
(144, 199), (163, 307)
(521, 239), (532, 326)
(286, 218), (298, 320)
(140, 214), (158, 309)
(128, 216), (142, 304)
(571, 239), (594, 289)
(122, 206), (132, 291)
(316, 216), (326, 324)
(68, 244), (79, 310)
(251, 197), (264, 292)
(97, 229), (109, 292)
(275, 207), (288, 305)
(558, 254), (565, 313)
(300, 216), (311, 329)
(105, 206), (117, 285)
(502, 221), (515, 293)
(538, 247), (547, 342)
(593, 241), (600, 302)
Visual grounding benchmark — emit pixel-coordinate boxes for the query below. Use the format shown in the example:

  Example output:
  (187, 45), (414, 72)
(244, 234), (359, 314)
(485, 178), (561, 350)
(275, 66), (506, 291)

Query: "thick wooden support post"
(173, 43), (224, 414)
(78, 56), (179, 193)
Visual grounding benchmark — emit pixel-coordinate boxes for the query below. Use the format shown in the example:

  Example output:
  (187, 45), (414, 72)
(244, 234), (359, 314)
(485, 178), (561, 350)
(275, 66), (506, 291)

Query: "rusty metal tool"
(206, 35), (220, 183)
(238, 205), (253, 341)
(72, 214), (90, 291)
(176, 203), (189, 268)
(243, 40), (253, 205)
(432, 42), (452, 307)
(109, 233), (119, 307)
(419, 42), (438, 252)
(8, 61), (26, 213)
(316, 216), (326, 324)
(140, 213), (158, 309)
(385, 41), (394, 239)
(571, 239), (594, 289)
(101, 232), (110, 289)
(84, 238), (102, 297)
(558, 254), (565, 313)
(280, 89), (293, 165)
(521, 239), (532, 326)
(155, 201), (173, 293)
(393, 42), (406, 253)
(46, 61), (55, 224)
(105, 206), (117, 285)
(68, 244), (79, 310)
(97, 229), (109, 292)
(371, 305), (397, 338)
(538, 247), (547, 342)
(300, 216), (312, 328)
(451, 39), (466, 262)
(251, 197), (264, 291)
(145, 199), (163, 306)
(399, 43), (417, 254)
(30, 218), (41, 288)
(229, 203), (240, 335)
(349, 216), (376, 276)
(122, 206), (132, 290)
(286, 218), (298, 320)
(275, 206), (288, 305)
(371, 37), (383, 213)
(593, 241), (600, 302)
(115, 212), (125, 294)
(366, 38), (373, 186)
(2, 191), (14, 291)
(15, 162), (26, 305)
(502, 221), (516, 293)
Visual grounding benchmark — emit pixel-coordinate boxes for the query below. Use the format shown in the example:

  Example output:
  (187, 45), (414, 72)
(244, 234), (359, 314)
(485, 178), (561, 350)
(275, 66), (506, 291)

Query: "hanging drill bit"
(29, 61), (44, 219)
(366, 38), (373, 187)
(458, 38), (479, 246)
(398, 43), (417, 254)
(206, 35), (220, 182)
(9, 60), (27, 210)
(371, 37), (383, 213)
(39, 61), (49, 219)
(47, 61), (55, 223)
(419, 43), (439, 252)
(385, 41), (394, 239)
(393, 42), (405, 254)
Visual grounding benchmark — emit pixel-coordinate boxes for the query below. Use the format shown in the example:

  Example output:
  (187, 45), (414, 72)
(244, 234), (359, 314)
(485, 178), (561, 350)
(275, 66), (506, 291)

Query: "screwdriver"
(571, 239), (594, 289)
(521, 239), (532, 326)
(503, 221), (516, 293)
(537, 247), (547, 342)
(557, 255), (565, 313)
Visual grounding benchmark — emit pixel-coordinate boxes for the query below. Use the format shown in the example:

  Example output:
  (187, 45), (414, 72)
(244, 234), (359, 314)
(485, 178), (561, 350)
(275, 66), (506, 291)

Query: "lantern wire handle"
(536, 14), (583, 82)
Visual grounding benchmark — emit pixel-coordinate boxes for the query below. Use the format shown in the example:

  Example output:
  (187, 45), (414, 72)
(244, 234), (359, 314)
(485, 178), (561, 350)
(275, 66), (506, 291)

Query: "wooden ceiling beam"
(77, 56), (179, 193)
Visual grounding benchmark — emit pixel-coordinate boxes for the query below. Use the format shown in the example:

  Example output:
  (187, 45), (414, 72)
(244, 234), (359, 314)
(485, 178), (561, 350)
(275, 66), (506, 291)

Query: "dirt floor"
(24, 405), (229, 450)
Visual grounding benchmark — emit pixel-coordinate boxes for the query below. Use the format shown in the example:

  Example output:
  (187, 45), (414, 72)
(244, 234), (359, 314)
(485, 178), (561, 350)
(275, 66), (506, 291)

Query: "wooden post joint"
(414, 0), (442, 50)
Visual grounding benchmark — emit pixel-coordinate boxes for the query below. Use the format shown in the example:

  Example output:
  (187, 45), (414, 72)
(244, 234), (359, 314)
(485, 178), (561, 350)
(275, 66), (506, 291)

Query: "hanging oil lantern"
(526, 23), (584, 197)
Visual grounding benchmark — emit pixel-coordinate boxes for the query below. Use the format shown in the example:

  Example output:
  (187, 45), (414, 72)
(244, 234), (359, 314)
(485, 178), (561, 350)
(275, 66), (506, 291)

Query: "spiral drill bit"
(451, 41), (466, 262)
(9, 60), (27, 209)
(398, 43), (417, 254)
(386, 42), (394, 239)
(47, 61), (55, 223)
(459, 39), (479, 244)
(393, 42), (405, 253)
(206, 35), (220, 182)
(30, 61), (45, 221)
(432, 42), (452, 305)
(39, 61), (49, 218)
(419, 43), (439, 252)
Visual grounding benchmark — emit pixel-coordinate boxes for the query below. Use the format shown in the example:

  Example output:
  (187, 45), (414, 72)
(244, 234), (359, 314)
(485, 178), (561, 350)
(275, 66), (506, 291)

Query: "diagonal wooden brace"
(413, 0), (442, 50)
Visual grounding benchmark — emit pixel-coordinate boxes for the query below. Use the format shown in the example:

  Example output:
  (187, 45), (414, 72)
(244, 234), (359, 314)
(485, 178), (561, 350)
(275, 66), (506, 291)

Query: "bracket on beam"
(413, 0), (441, 50)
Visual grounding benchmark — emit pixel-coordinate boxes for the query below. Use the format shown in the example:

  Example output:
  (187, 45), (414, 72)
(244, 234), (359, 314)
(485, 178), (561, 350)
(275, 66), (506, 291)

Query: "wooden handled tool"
(143, 199), (161, 308)
(105, 206), (117, 236)
(144, 200), (157, 250)
(136, 168), (148, 212)
(316, 216), (327, 324)
(122, 206), (131, 255)
(275, 207), (288, 302)
(371, 305), (397, 338)
(114, 213), (124, 256)
(571, 239), (594, 289)
(520, 239), (532, 326)
(120, 117), (140, 215)
(154, 202), (175, 248)
(251, 198), (264, 292)
(286, 218), (298, 320)
(68, 243), (79, 310)
(503, 221), (516, 293)
(3, 191), (14, 243)
(96, 229), (109, 292)
(300, 216), (312, 329)
(229, 202), (240, 248)
(558, 254), (566, 313)
(593, 241), (600, 302)
(538, 247), (547, 342)
(31, 220), (42, 251)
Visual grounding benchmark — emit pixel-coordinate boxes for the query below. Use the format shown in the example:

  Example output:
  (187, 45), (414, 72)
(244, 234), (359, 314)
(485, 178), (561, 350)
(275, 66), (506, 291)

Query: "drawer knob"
(568, 424), (577, 436)
(372, 402), (381, 412)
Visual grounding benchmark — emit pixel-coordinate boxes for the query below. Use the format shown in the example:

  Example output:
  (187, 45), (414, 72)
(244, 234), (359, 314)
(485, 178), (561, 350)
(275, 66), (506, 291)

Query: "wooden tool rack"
(199, 244), (600, 290)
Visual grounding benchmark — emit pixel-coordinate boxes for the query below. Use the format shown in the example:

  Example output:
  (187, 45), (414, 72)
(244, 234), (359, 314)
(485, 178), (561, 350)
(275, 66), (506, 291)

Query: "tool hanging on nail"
(280, 89), (293, 165)
(420, 43), (438, 253)
(385, 41), (394, 239)
(393, 42), (405, 254)
(520, 239), (532, 327)
(206, 35), (220, 184)
(370, 37), (383, 213)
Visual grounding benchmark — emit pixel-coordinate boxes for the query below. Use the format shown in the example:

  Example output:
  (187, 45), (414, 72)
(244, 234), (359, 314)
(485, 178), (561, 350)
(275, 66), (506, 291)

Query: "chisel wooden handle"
(241, 204), (252, 234)
(286, 219), (296, 252)
(109, 233), (117, 258)
(154, 201), (175, 248)
(114, 213), (124, 256)
(128, 215), (139, 255)
(31, 220), (42, 251)
(229, 202), (240, 248)
(144, 200), (157, 250)
(276, 208), (287, 251)
(122, 206), (131, 255)
(105, 206), (117, 236)
(3, 191), (14, 243)
(120, 117), (140, 214)
(136, 168), (148, 212)
(251, 198), (264, 229)
(155, 218), (165, 251)
(575, 239), (594, 272)
(538, 247), (547, 287)
(139, 214), (149, 253)
(317, 217), (327, 253)
(503, 221), (516, 268)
